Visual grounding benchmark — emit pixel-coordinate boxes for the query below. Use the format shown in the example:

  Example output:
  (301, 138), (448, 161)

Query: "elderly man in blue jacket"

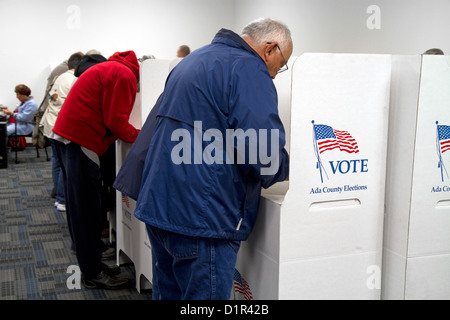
(118, 18), (292, 300)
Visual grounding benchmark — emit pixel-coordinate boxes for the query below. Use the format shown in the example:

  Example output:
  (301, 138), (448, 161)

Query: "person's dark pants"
(99, 143), (116, 232)
(146, 225), (240, 300)
(54, 141), (103, 279)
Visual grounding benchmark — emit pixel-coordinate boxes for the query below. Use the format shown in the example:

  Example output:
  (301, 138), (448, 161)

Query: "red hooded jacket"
(53, 51), (140, 156)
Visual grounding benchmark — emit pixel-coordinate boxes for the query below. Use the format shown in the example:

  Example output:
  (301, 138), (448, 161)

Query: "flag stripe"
(338, 142), (359, 148)
(122, 195), (130, 208)
(440, 138), (450, 154)
(234, 284), (253, 300)
(442, 146), (450, 153)
(319, 145), (340, 154)
(317, 141), (339, 148)
(317, 139), (340, 154)
(339, 148), (360, 154)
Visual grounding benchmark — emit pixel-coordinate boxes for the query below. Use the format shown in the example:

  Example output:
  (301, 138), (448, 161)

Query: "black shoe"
(83, 271), (134, 290)
(101, 247), (116, 260)
(101, 263), (121, 276)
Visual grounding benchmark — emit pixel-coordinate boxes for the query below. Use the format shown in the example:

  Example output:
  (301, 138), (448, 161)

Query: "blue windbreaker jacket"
(116, 29), (289, 241)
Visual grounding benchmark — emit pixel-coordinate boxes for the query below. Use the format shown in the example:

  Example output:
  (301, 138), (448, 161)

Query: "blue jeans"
(50, 140), (65, 204)
(146, 225), (240, 300)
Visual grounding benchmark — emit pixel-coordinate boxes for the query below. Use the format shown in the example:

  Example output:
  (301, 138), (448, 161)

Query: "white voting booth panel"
(235, 53), (391, 300)
(383, 55), (450, 300)
(382, 55), (422, 300)
(115, 59), (171, 292)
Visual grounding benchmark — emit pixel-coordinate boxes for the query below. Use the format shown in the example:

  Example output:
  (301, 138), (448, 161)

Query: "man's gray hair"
(241, 18), (292, 51)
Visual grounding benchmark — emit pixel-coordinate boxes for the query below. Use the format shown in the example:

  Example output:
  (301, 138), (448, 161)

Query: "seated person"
(1, 84), (38, 136)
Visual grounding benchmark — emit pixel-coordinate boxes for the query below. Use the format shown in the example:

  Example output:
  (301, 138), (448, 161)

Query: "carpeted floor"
(0, 145), (152, 300)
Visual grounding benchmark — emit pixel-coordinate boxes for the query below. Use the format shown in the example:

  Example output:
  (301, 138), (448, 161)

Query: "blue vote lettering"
(329, 159), (368, 174)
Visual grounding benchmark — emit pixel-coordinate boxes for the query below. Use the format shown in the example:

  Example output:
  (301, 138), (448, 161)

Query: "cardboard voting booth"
(114, 59), (171, 292)
(235, 53), (391, 300)
(383, 55), (450, 300)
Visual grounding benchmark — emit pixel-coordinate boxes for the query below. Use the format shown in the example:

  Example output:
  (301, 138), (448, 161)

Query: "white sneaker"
(56, 203), (66, 212)
(54, 201), (59, 208)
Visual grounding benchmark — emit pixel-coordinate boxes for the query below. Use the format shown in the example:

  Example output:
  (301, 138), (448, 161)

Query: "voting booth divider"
(112, 54), (450, 299)
(235, 54), (392, 300)
(383, 55), (450, 300)
(114, 59), (171, 292)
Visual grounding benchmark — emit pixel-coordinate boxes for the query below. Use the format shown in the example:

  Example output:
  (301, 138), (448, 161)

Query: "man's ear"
(265, 42), (279, 60)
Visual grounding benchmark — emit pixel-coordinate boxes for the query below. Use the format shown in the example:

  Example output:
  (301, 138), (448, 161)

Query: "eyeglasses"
(267, 42), (289, 74)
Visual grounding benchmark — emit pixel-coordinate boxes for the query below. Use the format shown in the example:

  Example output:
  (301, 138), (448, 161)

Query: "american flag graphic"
(122, 195), (130, 209)
(233, 269), (253, 300)
(314, 124), (359, 154)
(437, 124), (450, 154)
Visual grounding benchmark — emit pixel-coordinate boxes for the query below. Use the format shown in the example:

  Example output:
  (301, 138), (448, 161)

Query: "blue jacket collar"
(212, 29), (265, 64)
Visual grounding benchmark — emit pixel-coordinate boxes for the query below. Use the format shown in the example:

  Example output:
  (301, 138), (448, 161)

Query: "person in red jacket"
(52, 51), (140, 290)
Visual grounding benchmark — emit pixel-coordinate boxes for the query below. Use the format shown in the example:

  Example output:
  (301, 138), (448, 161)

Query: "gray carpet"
(0, 145), (152, 300)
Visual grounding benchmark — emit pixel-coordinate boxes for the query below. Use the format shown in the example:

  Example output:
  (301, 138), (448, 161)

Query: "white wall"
(234, 0), (450, 57)
(1, 0), (450, 108)
(0, 0), (234, 107)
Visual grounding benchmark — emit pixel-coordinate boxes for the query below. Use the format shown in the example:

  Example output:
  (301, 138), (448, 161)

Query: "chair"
(9, 121), (49, 164)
